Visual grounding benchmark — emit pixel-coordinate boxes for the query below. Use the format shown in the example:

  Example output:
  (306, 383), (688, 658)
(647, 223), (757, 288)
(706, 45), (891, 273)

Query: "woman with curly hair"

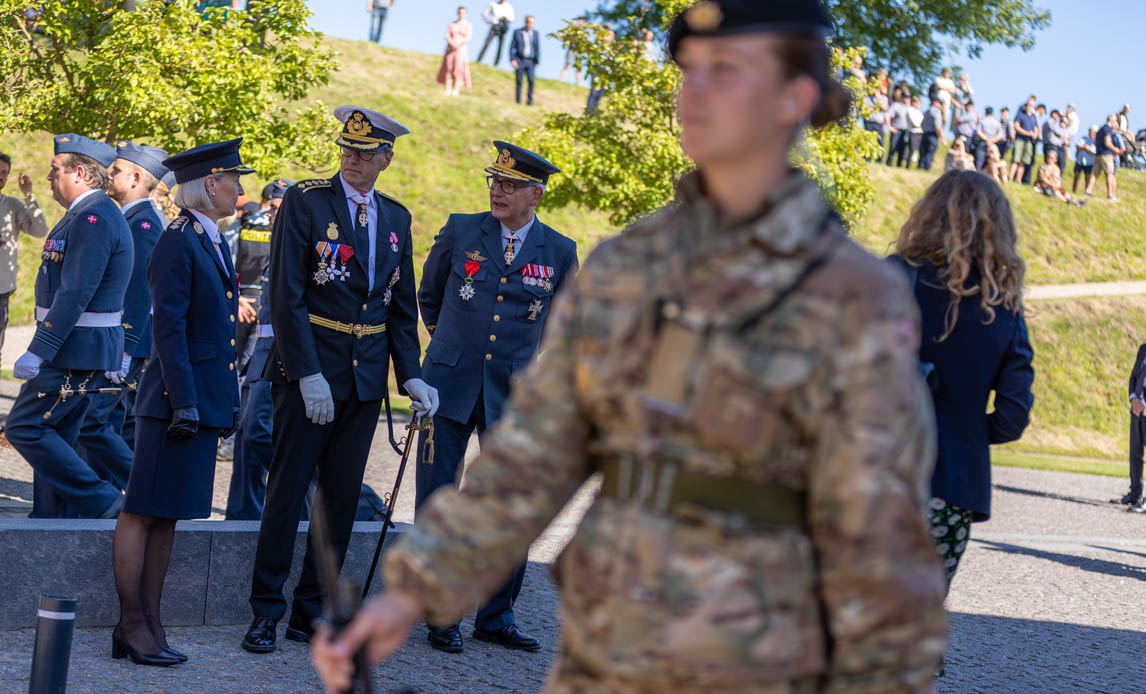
(893, 170), (1035, 587)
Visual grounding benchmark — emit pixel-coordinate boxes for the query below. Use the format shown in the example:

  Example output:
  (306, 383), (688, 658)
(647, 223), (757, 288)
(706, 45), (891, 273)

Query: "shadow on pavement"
(976, 539), (1146, 581)
(992, 484), (1109, 508)
(940, 612), (1146, 692)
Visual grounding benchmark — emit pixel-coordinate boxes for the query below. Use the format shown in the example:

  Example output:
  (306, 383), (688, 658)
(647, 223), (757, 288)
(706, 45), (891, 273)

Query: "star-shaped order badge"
(458, 260), (481, 301)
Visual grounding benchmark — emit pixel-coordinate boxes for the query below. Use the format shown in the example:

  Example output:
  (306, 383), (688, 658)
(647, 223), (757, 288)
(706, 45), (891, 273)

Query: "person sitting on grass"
(984, 142), (1008, 185)
(1035, 150), (1086, 207)
(945, 136), (975, 171)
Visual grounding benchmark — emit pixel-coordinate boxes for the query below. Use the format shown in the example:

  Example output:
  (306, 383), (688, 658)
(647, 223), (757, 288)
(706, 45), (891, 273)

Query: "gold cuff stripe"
(308, 314), (387, 338)
(485, 164), (541, 184)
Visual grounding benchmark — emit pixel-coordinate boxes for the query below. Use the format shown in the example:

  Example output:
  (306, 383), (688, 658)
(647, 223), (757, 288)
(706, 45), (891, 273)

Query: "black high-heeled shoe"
(111, 627), (179, 666)
(160, 646), (188, 663)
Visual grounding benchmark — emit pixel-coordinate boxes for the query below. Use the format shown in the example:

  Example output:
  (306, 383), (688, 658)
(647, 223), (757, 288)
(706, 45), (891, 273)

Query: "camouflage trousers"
(542, 652), (820, 694)
(928, 497), (972, 588)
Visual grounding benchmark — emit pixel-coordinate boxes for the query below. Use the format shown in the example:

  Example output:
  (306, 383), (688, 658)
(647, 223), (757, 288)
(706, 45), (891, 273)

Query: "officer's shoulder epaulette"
(296, 178), (331, 193)
(167, 216), (190, 233)
(376, 191), (409, 213)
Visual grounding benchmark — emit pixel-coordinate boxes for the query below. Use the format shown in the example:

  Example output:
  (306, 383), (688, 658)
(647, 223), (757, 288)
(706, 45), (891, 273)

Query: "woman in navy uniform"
(111, 139), (252, 667)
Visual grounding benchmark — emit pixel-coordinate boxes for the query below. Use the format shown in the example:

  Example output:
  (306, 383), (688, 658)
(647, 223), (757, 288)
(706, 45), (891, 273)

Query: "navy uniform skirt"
(123, 416), (219, 519)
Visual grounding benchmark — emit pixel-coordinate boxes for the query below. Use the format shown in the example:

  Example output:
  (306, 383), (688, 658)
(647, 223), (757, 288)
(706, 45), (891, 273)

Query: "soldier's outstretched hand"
(311, 589), (422, 693)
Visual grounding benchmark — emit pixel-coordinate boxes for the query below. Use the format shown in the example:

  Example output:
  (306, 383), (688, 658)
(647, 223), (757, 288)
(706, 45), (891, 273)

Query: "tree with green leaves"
(519, 2), (882, 227)
(0, 0), (339, 175)
(590, 0), (1051, 83)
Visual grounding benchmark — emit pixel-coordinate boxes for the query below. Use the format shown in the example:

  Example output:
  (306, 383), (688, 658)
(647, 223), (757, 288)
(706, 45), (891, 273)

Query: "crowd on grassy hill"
(855, 58), (1143, 206)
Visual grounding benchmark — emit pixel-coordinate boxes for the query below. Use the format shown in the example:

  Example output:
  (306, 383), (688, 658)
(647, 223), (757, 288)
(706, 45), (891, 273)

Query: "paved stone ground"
(0, 361), (1144, 691)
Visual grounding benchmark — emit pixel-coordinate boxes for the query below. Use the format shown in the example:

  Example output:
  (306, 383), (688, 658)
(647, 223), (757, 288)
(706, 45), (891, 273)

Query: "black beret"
(668, 0), (833, 61)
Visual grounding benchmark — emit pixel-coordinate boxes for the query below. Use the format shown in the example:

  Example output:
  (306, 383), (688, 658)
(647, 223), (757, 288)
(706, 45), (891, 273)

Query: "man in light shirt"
(477, 0), (515, 67)
(510, 15), (541, 106)
(0, 153), (48, 352)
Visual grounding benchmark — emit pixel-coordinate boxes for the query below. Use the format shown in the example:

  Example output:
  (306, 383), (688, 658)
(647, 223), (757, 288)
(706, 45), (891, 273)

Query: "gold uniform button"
(493, 315), (501, 322)
(229, 363), (235, 371)
(485, 354), (492, 361)
(227, 291), (233, 299)
(489, 335), (496, 342)
(353, 359), (359, 367)
(500, 277), (507, 284)
(229, 315), (235, 323)
(362, 304), (368, 310)
(497, 295), (504, 302)
(230, 339), (236, 347)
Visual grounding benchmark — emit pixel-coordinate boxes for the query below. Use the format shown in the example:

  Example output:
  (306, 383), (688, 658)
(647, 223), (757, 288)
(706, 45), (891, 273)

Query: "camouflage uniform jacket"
(383, 172), (948, 693)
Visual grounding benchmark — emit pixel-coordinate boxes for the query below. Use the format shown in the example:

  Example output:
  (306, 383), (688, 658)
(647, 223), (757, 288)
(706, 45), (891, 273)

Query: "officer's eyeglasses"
(341, 146), (390, 162)
(486, 176), (536, 195)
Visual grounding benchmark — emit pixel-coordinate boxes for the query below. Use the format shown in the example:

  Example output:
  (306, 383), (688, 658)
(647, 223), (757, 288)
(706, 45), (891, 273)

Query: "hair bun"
(812, 80), (853, 128)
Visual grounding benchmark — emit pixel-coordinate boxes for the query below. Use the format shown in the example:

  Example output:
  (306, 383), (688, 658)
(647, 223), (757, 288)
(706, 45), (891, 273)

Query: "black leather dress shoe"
(241, 617), (277, 653)
(428, 625), (463, 653)
(472, 625), (540, 652)
(161, 646), (188, 663)
(1131, 498), (1146, 514)
(1113, 491), (1142, 505)
(285, 616), (315, 643)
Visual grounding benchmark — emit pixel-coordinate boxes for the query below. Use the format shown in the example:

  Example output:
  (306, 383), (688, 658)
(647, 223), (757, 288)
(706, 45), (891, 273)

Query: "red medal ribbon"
(338, 245), (355, 263)
(464, 260), (481, 278)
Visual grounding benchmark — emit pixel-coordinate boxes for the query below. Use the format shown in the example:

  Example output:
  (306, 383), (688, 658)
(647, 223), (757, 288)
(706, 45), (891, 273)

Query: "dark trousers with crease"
(249, 382), (381, 624)
(1130, 412), (1145, 496)
(414, 400), (527, 632)
(76, 357), (145, 489)
(9, 367), (123, 518)
(226, 378), (274, 520)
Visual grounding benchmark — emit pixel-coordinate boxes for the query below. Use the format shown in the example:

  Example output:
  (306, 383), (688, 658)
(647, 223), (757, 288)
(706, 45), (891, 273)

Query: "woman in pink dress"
(437, 7), (473, 96)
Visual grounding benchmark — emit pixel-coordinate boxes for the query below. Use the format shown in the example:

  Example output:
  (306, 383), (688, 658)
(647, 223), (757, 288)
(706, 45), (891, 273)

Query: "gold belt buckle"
(351, 323), (366, 338)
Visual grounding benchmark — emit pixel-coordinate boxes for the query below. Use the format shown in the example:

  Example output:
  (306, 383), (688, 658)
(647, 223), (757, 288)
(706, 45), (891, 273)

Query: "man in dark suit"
(414, 141), (577, 653)
(75, 141), (168, 481)
(1119, 343), (1146, 508)
(510, 15), (540, 106)
(242, 106), (438, 654)
(7, 134), (134, 519)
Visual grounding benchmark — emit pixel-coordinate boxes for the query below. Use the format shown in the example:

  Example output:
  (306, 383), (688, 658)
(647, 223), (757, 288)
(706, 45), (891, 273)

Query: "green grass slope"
(0, 37), (616, 326)
(853, 161), (1146, 285)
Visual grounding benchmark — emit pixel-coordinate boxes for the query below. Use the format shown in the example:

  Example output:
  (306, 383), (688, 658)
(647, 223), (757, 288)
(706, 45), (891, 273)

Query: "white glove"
(299, 372), (335, 426)
(13, 352), (43, 380)
(403, 378), (439, 418)
(105, 353), (132, 384)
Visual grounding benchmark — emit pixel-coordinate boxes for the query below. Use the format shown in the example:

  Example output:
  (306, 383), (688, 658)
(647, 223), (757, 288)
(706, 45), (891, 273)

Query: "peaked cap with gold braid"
(483, 140), (560, 186)
(334, 105), (411, 152)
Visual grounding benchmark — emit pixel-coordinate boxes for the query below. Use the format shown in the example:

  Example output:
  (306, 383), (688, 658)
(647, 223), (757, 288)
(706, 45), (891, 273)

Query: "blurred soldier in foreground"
(10, 134), (133, 519)
(312, 1), (947, 692)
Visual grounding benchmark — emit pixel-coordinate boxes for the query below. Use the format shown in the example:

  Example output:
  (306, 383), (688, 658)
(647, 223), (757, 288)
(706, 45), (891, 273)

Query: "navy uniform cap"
(484, 141), (560, 186)
(269, 178), (293, 199)
(54, 134), (116, 168)
(162, 138), (255, 184)
(115, 140), (170, 180)
(334, 106), (410, 152)
(667, 0), (833, 61)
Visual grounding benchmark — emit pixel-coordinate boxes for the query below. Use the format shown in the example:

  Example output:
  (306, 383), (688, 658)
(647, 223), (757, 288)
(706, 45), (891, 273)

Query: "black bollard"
(28, 595), (77, 694)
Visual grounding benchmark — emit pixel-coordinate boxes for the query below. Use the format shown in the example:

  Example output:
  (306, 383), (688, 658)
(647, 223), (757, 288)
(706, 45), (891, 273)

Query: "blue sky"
(307, 0), (1142, 137)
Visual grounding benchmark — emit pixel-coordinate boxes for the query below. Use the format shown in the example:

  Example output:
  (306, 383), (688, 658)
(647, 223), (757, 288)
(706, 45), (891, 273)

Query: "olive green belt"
(597, 458), (806, 529)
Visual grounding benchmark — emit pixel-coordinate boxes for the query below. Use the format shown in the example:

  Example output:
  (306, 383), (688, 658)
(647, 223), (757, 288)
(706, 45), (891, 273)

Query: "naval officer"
(242, 106), (438, 653)
(413, 141), (577, 653)
(8, 134), (134, 519)
(76, 141), (169, 478)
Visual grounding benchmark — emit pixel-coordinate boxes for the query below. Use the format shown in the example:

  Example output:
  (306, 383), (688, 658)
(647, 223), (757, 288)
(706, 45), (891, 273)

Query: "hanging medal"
(335, 244), (355, 282)
(459, 260), (480, 301)
(383, 267), (400, 306)
(313, 242), (334, 285)
(389, 230), (399, 253)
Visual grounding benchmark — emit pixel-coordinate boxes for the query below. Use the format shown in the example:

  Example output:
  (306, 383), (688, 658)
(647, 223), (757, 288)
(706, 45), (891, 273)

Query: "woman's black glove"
(168, 406), (200, 441)
(220, 407), (241, 440)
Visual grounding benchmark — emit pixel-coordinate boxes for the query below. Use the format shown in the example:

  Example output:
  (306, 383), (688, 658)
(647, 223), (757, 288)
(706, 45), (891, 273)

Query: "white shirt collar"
(67, 188), (100, 212)
(188, 208), (222, 244)
(341, 175), (374, 207)
(120, 198), (152, 216)
(500, 215), (535, 240)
